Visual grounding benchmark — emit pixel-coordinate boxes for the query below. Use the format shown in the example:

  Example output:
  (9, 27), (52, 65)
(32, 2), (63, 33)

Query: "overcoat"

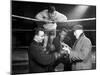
(70, 33), (92, 70)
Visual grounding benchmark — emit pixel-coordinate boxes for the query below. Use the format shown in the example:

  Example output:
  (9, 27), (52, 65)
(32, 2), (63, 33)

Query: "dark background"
(12, 1), (96, 74)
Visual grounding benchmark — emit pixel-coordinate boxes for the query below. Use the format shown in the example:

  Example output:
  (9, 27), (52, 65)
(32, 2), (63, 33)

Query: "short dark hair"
(48, 6), (56, 13)
(61, 28), (69, 33)
(72, 25), (83, 31)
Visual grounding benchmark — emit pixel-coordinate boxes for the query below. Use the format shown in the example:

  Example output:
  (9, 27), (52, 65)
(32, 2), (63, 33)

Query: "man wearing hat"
(62, 25), (92, 70)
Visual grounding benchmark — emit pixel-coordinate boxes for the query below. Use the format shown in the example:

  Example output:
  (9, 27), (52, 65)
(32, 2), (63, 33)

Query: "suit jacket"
(69, 33), (92, 70)
(28, 40), (56, 73)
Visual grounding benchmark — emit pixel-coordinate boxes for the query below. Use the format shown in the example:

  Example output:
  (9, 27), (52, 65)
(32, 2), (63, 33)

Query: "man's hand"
(54, 52), (61, 59)
(62, 46), (70, 54)
(61, 42), (71, 54)
(61, 42), (69, 48)
(60, 50), (67, 54)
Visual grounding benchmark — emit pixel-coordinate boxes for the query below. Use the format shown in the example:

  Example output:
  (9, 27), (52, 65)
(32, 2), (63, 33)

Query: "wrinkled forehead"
(74, 30), (82, 33)
(73, 30), (78, 33)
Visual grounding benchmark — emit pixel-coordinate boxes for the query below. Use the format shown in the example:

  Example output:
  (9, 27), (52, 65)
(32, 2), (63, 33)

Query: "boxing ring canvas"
(12, 0), (96, 74)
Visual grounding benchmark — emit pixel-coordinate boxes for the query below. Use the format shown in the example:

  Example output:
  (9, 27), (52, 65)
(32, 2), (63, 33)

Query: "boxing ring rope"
(12, 29), (96, 32)
(12, 15), (96, 23)
(12, 14), (96, 32)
